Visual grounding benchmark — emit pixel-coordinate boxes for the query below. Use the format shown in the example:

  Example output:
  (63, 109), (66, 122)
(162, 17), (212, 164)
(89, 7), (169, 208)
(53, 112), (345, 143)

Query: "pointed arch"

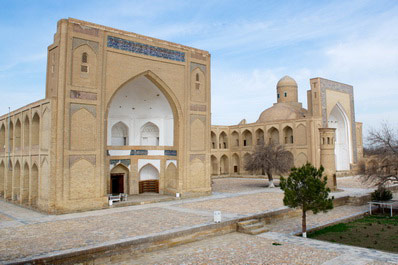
(231, 131), (239, 147)
(139, 164), (159, 181)
(211, 155), (218, 175)
(255, 128), (264, 145)
(106, 70), (183, 148)
(268, 127), (279, 144)
(23, 116), (30, 149)
(165, 162), (178, 190)
(0, 123), (5, 152)
(211, 131), (217, 149)
(31, 113), (40, 146)
(328, 102), (352, 170)
(242, 129), (252, 147)
(232, 153), (240, 174)
(140, 122), (160, 146)
(13, 160), (21, 201)
(110, 163), (129, 195)
(30, 163), (38, 206)
(111, 121), (129, 146)
(0, 161), (4, 196)
(220, 155), (229, 175)
(15, 119), (21, 150)
(22, 162), (29, 203)
(219, 131), (228, 149)
(283, 126), (293, 144)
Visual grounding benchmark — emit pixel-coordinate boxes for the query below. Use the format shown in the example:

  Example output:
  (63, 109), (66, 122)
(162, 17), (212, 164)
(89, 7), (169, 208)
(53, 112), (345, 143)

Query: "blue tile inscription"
(107, 36), (185, 62)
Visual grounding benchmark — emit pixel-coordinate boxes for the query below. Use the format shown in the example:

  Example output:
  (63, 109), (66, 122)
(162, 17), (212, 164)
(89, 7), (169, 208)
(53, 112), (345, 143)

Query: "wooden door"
(110, 174), (124, 194)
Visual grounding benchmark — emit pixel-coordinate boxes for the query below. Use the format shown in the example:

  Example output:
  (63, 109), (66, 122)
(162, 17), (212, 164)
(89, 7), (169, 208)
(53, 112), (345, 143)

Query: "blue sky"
(1, 0), (397, 140)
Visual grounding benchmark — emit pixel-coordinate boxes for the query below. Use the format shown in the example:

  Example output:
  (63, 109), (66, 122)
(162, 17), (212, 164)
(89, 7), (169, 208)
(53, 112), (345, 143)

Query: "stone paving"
(0, 176), (396, 264)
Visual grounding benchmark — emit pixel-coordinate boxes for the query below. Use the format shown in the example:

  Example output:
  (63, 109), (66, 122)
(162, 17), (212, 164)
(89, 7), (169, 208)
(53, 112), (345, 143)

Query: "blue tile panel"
(130, 150), (149, 155)
(165, 150), (177, 156)
(107, 36), (185, 62)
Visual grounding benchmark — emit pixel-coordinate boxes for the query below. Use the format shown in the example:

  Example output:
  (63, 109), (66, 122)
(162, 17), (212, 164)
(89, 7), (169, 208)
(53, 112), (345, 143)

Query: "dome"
(277, 75), (297, 88)
(256, 103), (306, 123)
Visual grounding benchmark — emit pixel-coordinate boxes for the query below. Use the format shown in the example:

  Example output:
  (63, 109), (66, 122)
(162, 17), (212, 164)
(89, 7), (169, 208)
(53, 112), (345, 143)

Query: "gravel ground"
(118, 232), (339, 265)
(178, 191), (285, 215)
(0, 207), (211, 262)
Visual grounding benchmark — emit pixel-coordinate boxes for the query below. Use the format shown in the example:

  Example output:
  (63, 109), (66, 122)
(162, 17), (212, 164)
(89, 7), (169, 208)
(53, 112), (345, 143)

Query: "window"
(195, 83), (200, 90)
(81, 65), (88, 72)
(223, 142), (226, 148)
(277, 94), (280, 99)
(243, 140), (247, 146)
(284, 92), (287, 97)
(196, 73), (199, 82)
(82, 53), (88, 63)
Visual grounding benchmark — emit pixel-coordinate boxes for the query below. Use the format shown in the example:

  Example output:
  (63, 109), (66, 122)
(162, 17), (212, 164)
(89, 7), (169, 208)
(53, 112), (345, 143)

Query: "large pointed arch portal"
(107, 74), (175, 146)
(328, 103), (352, 171)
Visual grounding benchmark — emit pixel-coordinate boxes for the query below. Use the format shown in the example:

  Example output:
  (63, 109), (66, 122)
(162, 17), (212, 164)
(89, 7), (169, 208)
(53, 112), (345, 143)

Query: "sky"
(0, 0), (397, 141)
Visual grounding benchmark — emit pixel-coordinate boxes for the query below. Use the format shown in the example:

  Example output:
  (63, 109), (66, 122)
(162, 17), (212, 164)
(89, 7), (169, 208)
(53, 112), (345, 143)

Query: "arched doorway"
(110, 164), (129, 195)
(328, 103), (351, 171)
(139, 164), (159, 193)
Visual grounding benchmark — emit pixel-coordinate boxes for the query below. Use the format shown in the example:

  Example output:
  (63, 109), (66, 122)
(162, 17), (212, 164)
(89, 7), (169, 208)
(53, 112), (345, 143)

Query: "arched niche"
(23, 116), (30, 149)
(22, 163), (29, 203)
(219, 132), (228, 149)
(9, 122), (14, 151)
(30, 164), (38, 206)
(211, 131), (217, 149)
(0, 124), (5, 152)
(140, 122), (159, 146)
(283, 126), (293, 144)
(242, 130), (252, 146)
(111, 122), (129, 146)
(328, 103), (351, 171)
(268, 127), (279, 144)
(0, 161), (4, 196)
(211, 155), (218, 175)
(140, 164), (159, 181)
(231, 131), (239, 147)
(15, 119), (21, 150)
(139, 164), (159, 193)
(190, 68), (206, 102)
(232, 153), (240, 174)
(255, 129), (264, 145)
(13, 161), (21, 201)
(107, 74), (175, 147)
(220, 155), (229, 174)
(31, 113), (40, 146)
(72, 44), (97, 88)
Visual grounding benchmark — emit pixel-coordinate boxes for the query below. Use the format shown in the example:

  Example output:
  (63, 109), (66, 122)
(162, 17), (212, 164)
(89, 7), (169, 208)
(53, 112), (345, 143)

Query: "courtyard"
(0, 176), (397, 264)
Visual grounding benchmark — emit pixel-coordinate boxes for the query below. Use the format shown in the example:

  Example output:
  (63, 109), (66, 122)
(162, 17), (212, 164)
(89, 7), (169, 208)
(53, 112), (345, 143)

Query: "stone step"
(246, 226), (270, 235)
(237, 219), (259, 226)
(239, 222), (264, 231)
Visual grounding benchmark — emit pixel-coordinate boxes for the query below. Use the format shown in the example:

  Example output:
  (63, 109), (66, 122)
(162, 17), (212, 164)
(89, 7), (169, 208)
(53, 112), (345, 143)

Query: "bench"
(108, 193), (128, 205)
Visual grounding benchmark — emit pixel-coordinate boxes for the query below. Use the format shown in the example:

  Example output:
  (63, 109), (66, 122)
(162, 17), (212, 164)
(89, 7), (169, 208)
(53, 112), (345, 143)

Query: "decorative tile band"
(110, 159), (131, 167)
(107, 36), (185, 62)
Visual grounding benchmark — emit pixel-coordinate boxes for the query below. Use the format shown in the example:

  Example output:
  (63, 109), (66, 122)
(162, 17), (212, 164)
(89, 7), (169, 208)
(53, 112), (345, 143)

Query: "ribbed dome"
(257, 103), (305, 123)
(277, 75), (297, 88)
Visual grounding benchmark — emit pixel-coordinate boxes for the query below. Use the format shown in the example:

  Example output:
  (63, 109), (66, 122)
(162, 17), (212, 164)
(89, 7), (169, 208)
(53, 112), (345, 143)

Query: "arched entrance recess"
(107, 71), (182, 147)
(139, 164), (159, 193)
(328, 103), (351, 171)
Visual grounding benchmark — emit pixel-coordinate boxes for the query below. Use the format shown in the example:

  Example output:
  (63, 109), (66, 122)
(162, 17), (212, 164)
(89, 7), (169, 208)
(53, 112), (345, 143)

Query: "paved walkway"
(0, 176), (395, 264)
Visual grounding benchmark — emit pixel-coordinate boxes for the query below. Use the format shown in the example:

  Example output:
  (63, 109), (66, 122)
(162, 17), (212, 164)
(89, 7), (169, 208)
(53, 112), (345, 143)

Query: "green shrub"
(371, 186), (393, 201)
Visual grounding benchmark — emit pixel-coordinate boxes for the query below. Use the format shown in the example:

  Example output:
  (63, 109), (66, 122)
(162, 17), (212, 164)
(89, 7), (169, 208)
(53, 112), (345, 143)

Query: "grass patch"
(308, 214), (398, 253)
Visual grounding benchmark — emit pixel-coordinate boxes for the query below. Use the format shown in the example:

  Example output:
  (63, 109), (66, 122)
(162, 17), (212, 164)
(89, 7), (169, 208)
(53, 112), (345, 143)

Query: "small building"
(211, 75), (364, 188)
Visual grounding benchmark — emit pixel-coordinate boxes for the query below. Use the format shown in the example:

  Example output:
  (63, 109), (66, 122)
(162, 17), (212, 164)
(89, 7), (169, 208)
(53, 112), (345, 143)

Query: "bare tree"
(244, 142), (294, 187)
(361, 122), (398, 186)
